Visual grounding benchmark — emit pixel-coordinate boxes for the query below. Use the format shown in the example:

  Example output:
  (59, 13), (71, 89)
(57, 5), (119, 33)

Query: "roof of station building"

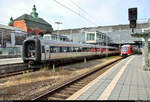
(14, 14), (53, 31)
(13, 5), (53, 32)
(106, 29), (143, 44)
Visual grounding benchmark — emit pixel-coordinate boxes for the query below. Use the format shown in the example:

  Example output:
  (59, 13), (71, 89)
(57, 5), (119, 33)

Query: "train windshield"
(27, 42), (35, 57)
(122, 47), (129, 52)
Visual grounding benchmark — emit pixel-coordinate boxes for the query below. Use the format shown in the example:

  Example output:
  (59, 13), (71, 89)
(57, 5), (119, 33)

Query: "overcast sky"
(0, 0), (149, 30)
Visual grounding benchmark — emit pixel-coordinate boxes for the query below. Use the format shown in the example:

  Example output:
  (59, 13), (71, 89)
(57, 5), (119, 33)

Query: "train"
(22, 35), (120, 68)
(120, 44), (139, 57)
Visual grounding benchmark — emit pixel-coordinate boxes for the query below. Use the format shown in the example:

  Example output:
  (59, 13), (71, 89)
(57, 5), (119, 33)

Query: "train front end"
(120, 45), (132, 57)
(22, 36), (41, 65)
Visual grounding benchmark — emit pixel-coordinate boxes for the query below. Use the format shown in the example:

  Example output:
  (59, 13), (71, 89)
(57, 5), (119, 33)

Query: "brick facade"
(9, 5), (53, 35)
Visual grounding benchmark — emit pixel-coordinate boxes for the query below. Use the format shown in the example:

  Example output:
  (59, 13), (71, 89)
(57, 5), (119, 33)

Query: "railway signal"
(128, 8), (137, 32)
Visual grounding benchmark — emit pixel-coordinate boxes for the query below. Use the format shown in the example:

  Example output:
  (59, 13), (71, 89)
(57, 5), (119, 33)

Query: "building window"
(97, 34), (101, 40)
(87, 33), (95, 40)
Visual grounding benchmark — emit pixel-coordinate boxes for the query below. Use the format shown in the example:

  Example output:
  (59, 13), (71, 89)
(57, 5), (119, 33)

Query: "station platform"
(0, 58), (23, 65)
(67, 55), (150, 100)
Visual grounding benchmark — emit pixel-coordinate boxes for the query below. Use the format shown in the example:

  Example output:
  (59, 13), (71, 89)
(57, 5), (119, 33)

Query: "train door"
(45, 45), (50, 60)
(130, 46), (133, 55)
(127, 45), (133, 55)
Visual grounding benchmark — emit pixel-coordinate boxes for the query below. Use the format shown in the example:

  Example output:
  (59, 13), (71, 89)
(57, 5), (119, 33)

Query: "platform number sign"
(128, 8), (137, 28)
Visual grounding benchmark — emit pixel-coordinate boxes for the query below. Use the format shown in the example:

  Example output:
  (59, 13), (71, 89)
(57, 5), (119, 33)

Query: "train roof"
(25, 36), (118, 49)
(121, 45), (132, 47)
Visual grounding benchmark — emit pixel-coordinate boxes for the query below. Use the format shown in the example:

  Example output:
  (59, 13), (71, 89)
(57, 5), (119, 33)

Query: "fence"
(0, 47), (22, 55)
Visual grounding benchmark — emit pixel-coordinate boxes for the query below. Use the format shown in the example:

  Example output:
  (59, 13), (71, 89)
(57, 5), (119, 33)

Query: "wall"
(13, 20), (27, 32)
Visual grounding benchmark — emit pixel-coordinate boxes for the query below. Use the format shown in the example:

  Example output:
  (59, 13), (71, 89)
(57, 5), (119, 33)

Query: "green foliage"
(22, 70), (30, 80)
(0, 51), (2, 54)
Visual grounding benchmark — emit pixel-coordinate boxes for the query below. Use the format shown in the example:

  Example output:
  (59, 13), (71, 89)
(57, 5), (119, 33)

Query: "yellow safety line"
(66, 57), (128, 100)
(98, 56), (135, 100)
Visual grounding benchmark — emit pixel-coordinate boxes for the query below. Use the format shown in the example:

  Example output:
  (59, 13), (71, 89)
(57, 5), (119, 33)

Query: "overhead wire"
(69, 0), (100, 25)
(53, 0), (98, 26)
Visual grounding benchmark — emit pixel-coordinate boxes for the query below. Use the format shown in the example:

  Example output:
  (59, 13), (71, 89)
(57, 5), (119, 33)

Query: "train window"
(62, 47), (70, 52)
(75, 47), (79, 52)
(78, 47), (82, 52)
(79, 47), (82, 52)
(122, 47), (129, 52)
(53, 47), (60, 53)
(108, 48), (116, 51)
(72, 47), (75, 52)
(42, 46), (45, 53)
(67, 47), (70, 52)
(62, 47), (66, 52)
(50, 46), (72, 53)
(70, 47), (73, 52)
(82, 47), (89, 52)
(59, 47), (62, 52)
(28, 42), (35, 51)
(50, 46), (54, 53)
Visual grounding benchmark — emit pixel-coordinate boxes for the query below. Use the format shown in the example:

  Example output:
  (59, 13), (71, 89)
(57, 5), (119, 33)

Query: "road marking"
(98, 56), (135, 100)
(66, 58), (126, 100)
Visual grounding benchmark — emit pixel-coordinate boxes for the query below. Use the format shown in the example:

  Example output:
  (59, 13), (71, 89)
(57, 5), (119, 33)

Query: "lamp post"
(119, 34), (121, 50)
(1, 31), (3, 48)
(105, 33), (108, 57)
(55, 22), (62, 35)
(131, 29), (150, 70)
(70, 29), (73, 42)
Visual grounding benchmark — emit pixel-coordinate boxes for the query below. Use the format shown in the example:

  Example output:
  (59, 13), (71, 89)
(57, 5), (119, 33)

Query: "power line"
(69, 0), (100, 24)
(53, 0), (98, 26)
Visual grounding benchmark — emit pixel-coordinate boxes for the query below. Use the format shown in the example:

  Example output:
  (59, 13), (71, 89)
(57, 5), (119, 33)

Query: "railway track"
(0, 69), (33, 78)
(0, 63), (28, 78)
(0, 63), (26, 68)
(30, 57), (123, 100)
(0, 55), (119, 79)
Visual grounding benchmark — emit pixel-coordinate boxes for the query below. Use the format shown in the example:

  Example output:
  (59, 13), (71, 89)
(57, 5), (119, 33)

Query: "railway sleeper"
(76, 81), (86, 84)
(68, 85), (82, 89)
(59, 90), (75, 95)
(58, 92), (73, 96)
(51, 93), (69, 99)
(74, 82), (86, 85)
(64, 87), (79, 92)
(79, 80), (92, 83)
(71, 83), (85, 87)
(48, 96), (63, 100)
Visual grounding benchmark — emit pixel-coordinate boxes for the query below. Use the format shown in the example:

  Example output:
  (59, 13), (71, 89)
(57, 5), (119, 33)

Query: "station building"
(43, 34), (70, 42)
(0, 5), (54, 55)
(53, 23), (150, 47)
(8, 5), (53, 35)
(56, 30), (112, 45)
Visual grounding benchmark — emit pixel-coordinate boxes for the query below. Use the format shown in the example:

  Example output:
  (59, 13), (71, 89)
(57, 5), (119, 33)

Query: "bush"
(0, 51), (2, 54)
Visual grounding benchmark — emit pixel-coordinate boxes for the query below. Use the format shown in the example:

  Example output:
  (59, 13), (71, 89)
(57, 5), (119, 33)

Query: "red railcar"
(89, 48), (108, 52)
(120, 45), (134, 57)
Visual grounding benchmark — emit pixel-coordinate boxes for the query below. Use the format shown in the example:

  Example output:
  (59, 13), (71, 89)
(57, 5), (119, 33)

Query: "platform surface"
(0, 58), (23, 65)
(67, 55), (150, 100)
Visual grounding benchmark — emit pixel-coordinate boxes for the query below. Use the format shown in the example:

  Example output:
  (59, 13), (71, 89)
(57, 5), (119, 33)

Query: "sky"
(0, 0), (150, 30)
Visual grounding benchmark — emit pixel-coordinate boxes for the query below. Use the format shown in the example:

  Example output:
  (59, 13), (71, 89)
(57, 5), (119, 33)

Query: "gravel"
(0, 56), (120, 100)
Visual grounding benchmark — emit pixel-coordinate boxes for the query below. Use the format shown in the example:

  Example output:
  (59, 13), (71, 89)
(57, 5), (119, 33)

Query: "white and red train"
(120, 45), (136, 57)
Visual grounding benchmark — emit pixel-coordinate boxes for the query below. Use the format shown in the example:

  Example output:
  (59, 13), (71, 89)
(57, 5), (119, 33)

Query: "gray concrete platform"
(0, 55), (21, 59)
(0, 58), (23, 65)
(67, 55), (150, 100)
